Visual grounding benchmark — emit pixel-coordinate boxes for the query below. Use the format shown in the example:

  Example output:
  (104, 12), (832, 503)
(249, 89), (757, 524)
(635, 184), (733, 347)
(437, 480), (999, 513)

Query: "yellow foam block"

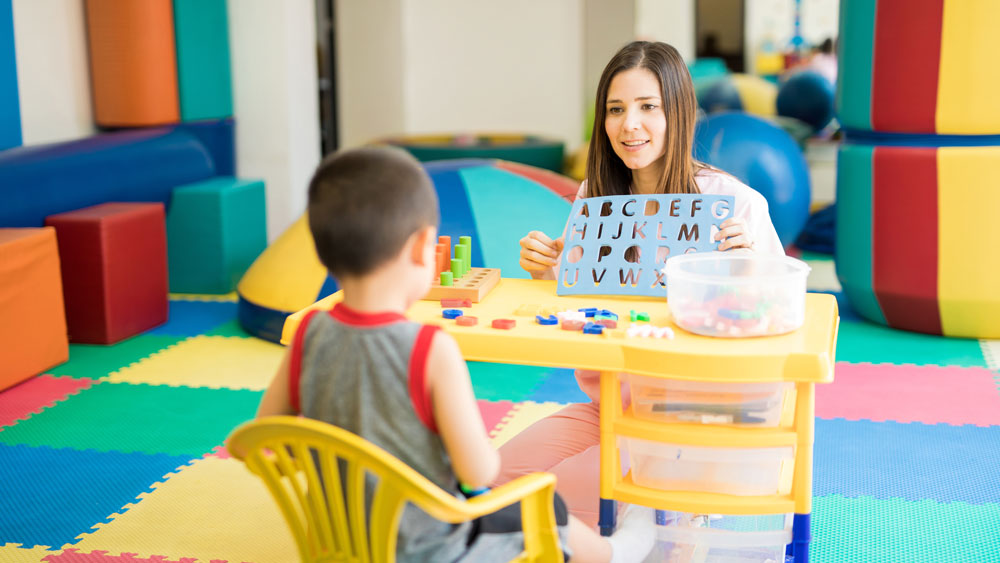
(73, 457), (296, 562)
(489, 401), (566, 448)
(0, 543), (56, 562)
(107, 335), (283, 390)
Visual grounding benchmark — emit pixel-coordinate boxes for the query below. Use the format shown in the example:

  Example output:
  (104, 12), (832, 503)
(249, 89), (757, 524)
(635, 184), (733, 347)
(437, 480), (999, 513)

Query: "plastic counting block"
(561, 320), (585, 331)
(629, 310), (651, 322)
(557, 310), (587, 322)
(583, 322), (604, 335)
(442, 309), (464, 319)
(596, 309), (618, 320)
(597, 319), (618, 329)
(535, 314), (558, 325)
(441, 298), (472, 308)
(456, 316), (478, 326)
(578, 307), (598, 317)
(491, 319), (516, 330)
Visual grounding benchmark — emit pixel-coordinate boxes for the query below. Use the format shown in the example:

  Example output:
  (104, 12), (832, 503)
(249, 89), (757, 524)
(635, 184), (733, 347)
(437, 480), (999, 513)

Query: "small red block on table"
(45, 203), (168, 344)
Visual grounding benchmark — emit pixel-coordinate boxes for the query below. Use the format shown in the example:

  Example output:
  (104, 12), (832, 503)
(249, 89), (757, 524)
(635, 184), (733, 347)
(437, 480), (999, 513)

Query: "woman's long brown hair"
(585, 41), (705, 198)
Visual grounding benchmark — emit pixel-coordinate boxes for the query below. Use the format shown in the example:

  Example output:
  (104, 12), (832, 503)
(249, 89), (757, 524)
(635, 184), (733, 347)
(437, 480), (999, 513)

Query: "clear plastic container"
(627, 374), (793, 427)
(664, 253), (811, 338)
(622, 438), (794, 496)
(642, 512), (792, 563)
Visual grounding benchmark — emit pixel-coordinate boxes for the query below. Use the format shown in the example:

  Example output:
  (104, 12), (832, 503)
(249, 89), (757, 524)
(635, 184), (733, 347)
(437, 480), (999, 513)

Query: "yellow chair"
(227, 416), (564, 563)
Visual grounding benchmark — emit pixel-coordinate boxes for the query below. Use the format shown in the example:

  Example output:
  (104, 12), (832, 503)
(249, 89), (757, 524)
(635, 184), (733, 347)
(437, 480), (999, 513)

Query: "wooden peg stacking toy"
(421, 234), (500, 302)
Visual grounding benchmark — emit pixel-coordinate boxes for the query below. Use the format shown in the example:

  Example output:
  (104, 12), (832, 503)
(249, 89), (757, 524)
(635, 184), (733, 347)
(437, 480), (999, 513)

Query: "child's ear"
(409, 225), (437, 266)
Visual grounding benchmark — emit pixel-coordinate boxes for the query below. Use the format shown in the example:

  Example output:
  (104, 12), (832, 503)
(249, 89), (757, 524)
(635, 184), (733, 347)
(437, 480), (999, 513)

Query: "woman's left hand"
(715, 218), (754, 251)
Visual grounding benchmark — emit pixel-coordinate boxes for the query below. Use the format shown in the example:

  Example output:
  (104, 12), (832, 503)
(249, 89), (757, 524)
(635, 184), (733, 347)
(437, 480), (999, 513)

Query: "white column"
(229, 0), (321, 241)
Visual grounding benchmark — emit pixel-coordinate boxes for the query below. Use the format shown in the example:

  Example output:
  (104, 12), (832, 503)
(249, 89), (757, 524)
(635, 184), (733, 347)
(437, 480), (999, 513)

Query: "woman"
(501, 40), (784, 527)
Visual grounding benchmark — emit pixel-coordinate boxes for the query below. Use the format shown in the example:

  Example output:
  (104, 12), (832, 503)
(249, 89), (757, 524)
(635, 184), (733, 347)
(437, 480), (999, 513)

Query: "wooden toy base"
(423, 267), (500, 302)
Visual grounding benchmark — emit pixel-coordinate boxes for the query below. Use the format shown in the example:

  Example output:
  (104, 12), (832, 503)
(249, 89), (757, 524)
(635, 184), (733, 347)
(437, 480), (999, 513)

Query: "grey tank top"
(290, 304), (469, 562)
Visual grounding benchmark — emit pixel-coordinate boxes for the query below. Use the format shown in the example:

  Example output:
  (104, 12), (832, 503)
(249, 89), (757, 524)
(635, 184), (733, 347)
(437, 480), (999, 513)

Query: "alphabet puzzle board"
(557, 194), (734, 297)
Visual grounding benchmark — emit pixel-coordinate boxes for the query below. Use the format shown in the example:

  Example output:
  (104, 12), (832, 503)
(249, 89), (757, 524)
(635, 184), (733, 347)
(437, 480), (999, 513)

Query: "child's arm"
(256, 349), (297, 418)
(427, 331), (500, 490)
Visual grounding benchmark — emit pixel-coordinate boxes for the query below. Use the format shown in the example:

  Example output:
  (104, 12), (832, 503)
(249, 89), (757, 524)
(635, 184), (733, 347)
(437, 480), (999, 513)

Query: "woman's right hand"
(519, 231), (564, 280)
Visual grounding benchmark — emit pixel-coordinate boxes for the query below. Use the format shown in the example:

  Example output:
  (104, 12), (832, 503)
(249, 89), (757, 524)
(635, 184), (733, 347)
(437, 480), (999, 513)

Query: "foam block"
(173, 0), (233, 121)
(0, 0), (20, 151)
(167, 178), (267, 294)
(0, 128), (215, 228)
(0, 228), (68, 390)
(85, 0), (180, 126)
(46, 203), (168, 344)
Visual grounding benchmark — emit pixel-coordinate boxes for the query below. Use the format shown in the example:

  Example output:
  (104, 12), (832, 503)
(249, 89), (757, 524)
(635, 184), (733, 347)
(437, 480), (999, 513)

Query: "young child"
(254, 147), (655, 562)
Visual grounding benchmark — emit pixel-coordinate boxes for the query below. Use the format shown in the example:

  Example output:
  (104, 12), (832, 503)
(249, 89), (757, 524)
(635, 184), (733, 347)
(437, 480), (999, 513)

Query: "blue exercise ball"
(776, 71), (835, 130)
(693, 112), (811, 247)
(698, 79), (743, 114)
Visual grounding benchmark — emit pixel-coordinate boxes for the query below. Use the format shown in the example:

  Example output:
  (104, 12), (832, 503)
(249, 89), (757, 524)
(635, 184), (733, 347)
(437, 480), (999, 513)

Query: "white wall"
(635, 0), (695, 62)
(228, 0), (321, 241)
(400, 0), (584, 151)
(12, 0), (93, 146)
(334, 0), (406, 149)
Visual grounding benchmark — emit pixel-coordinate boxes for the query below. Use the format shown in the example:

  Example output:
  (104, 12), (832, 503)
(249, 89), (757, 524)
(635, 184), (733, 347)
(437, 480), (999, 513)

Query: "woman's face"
(604, 67), (667, 171)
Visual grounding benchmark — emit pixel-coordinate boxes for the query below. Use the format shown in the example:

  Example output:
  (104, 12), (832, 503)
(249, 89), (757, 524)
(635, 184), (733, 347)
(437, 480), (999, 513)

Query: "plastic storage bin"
(627, 374), (793, 427)
(643, 512), (792, 563)
(664, 253), (810, 337)
(623, 438), (794, 496)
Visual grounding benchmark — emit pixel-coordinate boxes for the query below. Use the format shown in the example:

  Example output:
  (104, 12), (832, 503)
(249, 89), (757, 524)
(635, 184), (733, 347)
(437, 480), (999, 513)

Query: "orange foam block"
(85, 0), (180, 126)
(0, 228), (68, 391)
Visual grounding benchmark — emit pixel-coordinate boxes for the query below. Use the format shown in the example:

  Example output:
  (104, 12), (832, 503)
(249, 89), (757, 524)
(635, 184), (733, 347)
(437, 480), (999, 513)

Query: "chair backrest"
(228, 416), (563, 563)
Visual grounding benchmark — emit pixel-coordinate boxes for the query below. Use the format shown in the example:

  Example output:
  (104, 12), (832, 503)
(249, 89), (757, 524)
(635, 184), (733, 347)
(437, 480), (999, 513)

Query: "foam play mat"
(1, 253), (999, 562)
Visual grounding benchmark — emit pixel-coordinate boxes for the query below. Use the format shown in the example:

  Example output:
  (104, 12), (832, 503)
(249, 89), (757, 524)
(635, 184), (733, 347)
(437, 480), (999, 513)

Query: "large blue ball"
(693, 112), (811, 247)
(698, 79), (743, 114)
(776, 71), (835, 130)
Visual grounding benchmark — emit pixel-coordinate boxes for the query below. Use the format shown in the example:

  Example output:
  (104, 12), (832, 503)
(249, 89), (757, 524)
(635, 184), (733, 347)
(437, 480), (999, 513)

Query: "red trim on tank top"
(330, 303), (408, 327)
(409, 324), (440, 434)
(289, 309), (321, 413)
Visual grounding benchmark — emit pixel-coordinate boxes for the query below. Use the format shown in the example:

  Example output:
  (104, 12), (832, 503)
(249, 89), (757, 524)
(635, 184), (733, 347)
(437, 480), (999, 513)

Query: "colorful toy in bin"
(665, 253), (810, 337)
(423, 235), (500, 302)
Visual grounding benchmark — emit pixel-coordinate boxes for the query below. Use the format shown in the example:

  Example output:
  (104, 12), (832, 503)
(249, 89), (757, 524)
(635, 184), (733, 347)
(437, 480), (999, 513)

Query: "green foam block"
(173, 0), (233, 120)
(167, 177), (267, 294)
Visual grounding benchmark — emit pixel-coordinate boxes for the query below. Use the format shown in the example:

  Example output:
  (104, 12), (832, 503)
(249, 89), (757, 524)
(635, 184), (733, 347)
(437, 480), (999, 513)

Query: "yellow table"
(283, 278), (839, 560)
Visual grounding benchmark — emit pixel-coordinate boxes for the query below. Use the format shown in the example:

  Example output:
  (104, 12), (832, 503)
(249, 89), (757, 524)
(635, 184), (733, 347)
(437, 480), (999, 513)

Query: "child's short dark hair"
(308, 147), (439, 278)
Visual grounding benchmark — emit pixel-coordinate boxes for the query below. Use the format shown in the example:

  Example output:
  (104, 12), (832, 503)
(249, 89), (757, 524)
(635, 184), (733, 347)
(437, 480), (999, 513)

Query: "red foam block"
(46, 203), (169, 344)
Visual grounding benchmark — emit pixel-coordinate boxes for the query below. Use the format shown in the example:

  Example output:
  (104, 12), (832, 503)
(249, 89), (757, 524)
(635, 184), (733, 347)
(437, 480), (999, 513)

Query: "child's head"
(586, 41), (701, 197)
(308, 147), (439, 285)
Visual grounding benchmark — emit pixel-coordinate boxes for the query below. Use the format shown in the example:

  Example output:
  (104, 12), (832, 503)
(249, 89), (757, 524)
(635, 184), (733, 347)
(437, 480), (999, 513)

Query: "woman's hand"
(715, 218), (754, 251)
(519, 231), (564, 279)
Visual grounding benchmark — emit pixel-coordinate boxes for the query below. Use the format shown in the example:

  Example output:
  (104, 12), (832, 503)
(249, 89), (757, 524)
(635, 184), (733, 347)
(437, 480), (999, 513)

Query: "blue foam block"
(0, 129), (215, 227)
(146, 299), (238, 337)
(172, 118), (235, 175)
(0, 0), (20, 151)
(814, 418), (1000, 504)
(0, 443), (192, 549)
